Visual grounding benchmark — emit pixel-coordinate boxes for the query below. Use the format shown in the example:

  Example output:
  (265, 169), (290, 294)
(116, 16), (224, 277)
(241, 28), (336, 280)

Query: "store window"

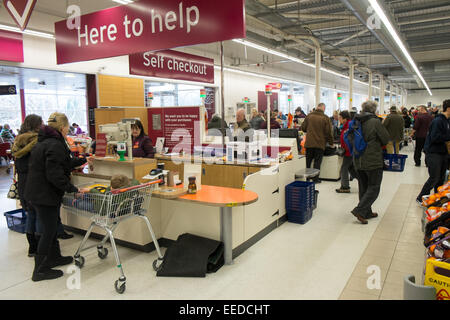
(0, 94), (21, 135)
(145, 82), (207, 107)
(25, 89), (88, 132)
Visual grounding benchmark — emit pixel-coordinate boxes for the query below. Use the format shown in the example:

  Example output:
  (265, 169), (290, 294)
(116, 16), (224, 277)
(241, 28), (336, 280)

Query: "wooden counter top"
(153, 184), (258, 207)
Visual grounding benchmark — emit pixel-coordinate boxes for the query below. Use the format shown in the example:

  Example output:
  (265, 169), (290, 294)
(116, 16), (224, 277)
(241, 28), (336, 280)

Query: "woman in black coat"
(25, 112), (92, 282)
(11, 114), (43, 257)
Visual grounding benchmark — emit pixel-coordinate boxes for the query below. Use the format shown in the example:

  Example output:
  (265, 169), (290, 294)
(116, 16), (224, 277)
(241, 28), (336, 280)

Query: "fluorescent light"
(368, 0), (432, 96)
(112, 0), (133, 4)
(29, 78), (39, 83)
(232, 39), (380, 87)
(64, 73), (76, 78)
(0, 24), (54, 39)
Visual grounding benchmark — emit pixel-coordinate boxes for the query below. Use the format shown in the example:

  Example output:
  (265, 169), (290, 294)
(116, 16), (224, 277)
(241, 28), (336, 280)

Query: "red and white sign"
(148, 107), (201, 153)
(55, 0), (245, 65)
(95, 133), (107, 157)
(269, 82), (282, 90)
(129, 50), (214, 84)
(0, 29), (23, 62)
(3, 0), (37, 31)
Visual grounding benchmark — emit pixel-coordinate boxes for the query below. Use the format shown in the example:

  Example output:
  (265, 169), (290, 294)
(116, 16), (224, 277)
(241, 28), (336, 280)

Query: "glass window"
(25, 89), (87, 132)
(0, 94), (21, 135)
(145, 81), (205, 107)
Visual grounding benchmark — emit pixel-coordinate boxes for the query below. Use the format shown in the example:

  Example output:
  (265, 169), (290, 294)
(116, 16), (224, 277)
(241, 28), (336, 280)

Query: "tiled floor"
(0, 150), (429, 300)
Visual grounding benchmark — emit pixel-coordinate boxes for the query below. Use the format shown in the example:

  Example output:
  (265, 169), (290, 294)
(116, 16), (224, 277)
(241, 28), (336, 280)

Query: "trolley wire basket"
(62, 180), (164, 294)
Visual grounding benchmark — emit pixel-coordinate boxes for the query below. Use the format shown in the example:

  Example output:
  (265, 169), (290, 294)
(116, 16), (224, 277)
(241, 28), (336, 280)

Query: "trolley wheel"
(152, 258), (163, 272)
(74, 256), (85, 269)
(114, 279), (126, 294)
(97, 247), (108, 259)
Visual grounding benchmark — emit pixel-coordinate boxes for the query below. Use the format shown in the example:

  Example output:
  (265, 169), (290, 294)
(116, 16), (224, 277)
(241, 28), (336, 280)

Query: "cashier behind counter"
(127, 119), (155, 158)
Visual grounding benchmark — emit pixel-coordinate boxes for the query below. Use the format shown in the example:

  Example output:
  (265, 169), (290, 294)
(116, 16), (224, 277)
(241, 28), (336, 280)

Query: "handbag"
(7, 177), (19, 200)
(7, 165), (19, 200)
(336, 147), (346, 157)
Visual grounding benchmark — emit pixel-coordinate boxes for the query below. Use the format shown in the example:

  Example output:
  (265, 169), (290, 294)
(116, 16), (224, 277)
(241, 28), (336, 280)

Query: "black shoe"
(57, 231), (74, 240)
(32, 255), (64, 282)
(336, 188), (350, 193)
(313, 179), (321, 184)
(47, 240), (74, 268)
(26, 233), (38, 257)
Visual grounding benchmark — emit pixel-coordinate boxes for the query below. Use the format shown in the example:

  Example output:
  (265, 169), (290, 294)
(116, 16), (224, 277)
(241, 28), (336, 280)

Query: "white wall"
(407, 89), (450, 108)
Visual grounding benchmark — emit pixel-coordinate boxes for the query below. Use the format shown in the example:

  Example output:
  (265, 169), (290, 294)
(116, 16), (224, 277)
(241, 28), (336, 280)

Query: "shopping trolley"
(62, 180), (164, 294)
(0, 142), (13, 173)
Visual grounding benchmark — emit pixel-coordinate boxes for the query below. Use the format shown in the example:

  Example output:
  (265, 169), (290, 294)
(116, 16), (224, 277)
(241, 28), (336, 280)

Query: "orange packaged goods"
(426, 203), (450, 222)
(426, 227), (450, 259)
(424, 258), (450, 300)
(422, 191), (450, 208)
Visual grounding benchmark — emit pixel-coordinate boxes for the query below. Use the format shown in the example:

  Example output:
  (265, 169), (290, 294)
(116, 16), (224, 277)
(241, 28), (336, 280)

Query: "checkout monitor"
(278, 129), (302, 155)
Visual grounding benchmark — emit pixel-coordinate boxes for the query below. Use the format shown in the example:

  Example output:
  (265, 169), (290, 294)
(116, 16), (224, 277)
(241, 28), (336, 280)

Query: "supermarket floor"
(0, 149), (429, 300)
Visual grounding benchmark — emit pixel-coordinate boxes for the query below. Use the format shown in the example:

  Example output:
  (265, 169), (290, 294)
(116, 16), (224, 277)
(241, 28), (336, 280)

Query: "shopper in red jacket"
(336, 110), (357, 193)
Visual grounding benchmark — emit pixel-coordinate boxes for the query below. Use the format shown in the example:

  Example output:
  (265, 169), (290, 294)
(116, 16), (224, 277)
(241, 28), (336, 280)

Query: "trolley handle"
(111, 179), (162, 195)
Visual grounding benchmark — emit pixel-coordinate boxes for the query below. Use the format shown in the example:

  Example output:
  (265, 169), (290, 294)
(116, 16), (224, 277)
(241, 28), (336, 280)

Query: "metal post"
(349, 64), (355, 110)
(267, 94), (271, 144)
(379, 76), (385, 114)
(315, 47), (321, 107)
(389, 82), (393, 109)
(220, 207), (233, 264)
(368, 70), (373, 100)
(220, 41), (225, 150)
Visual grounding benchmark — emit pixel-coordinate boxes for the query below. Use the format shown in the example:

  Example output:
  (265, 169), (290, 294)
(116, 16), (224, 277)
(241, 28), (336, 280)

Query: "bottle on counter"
(187, 176), (197, 194)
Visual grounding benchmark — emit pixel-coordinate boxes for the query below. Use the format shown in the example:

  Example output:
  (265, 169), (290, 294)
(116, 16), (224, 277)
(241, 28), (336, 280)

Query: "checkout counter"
(61, 126), (305, 262)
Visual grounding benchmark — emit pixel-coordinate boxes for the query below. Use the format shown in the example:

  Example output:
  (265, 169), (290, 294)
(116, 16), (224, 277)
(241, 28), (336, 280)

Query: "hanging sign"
(243, 97), (249, 103)
(3, 0), (37, 31)
(0, 30), (23, 62)
(337, 93), (343, 100)
(55, 0), (246, 65)
(269, 82), (282, 90)
(129, 49), (214, 83)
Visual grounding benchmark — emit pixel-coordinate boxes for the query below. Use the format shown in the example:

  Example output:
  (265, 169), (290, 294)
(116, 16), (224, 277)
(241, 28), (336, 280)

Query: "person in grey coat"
(351, 101), (390, 225)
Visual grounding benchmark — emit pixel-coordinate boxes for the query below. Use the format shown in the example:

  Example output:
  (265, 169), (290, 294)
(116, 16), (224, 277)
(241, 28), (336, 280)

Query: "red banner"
(129, 50), (214, 83)
(55, 0), (245, 65)
(148, 107), (201, 153)
(0, 30), (23, 62)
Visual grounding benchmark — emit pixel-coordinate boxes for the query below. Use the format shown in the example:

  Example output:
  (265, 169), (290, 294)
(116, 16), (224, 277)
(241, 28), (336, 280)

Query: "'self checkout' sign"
(129, 50), (214, 83)
(54, 0), (245, 65)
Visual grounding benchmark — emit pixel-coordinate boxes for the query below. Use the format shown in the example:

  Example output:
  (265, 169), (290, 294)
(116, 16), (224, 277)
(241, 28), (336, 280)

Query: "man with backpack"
(345, 101), (390, 224)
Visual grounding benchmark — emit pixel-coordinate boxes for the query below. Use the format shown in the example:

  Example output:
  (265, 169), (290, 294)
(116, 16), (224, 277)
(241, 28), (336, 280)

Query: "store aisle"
(0, 150), (429, 300)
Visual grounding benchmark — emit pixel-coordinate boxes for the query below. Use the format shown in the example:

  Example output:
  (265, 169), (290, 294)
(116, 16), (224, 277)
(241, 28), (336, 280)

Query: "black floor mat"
(157, 233), (224, 277)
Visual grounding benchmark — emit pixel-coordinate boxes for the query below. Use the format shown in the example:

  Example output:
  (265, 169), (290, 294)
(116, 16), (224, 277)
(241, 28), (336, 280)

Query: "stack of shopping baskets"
(285, 181), (317, 224)
(62, 180), (164, 294)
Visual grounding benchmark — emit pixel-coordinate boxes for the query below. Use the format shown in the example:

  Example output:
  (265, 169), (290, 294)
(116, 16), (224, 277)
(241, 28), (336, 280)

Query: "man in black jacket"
(416, 100), (450, 203)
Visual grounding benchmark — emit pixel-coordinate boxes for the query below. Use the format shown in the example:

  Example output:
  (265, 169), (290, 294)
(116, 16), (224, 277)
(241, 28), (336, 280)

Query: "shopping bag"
(7, 178), (19, 200)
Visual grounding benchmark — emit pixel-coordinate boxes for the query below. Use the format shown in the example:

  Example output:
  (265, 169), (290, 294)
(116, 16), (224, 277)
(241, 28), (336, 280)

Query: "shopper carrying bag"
(25, 112), (93, 282)
(11, 114), (44, 257)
